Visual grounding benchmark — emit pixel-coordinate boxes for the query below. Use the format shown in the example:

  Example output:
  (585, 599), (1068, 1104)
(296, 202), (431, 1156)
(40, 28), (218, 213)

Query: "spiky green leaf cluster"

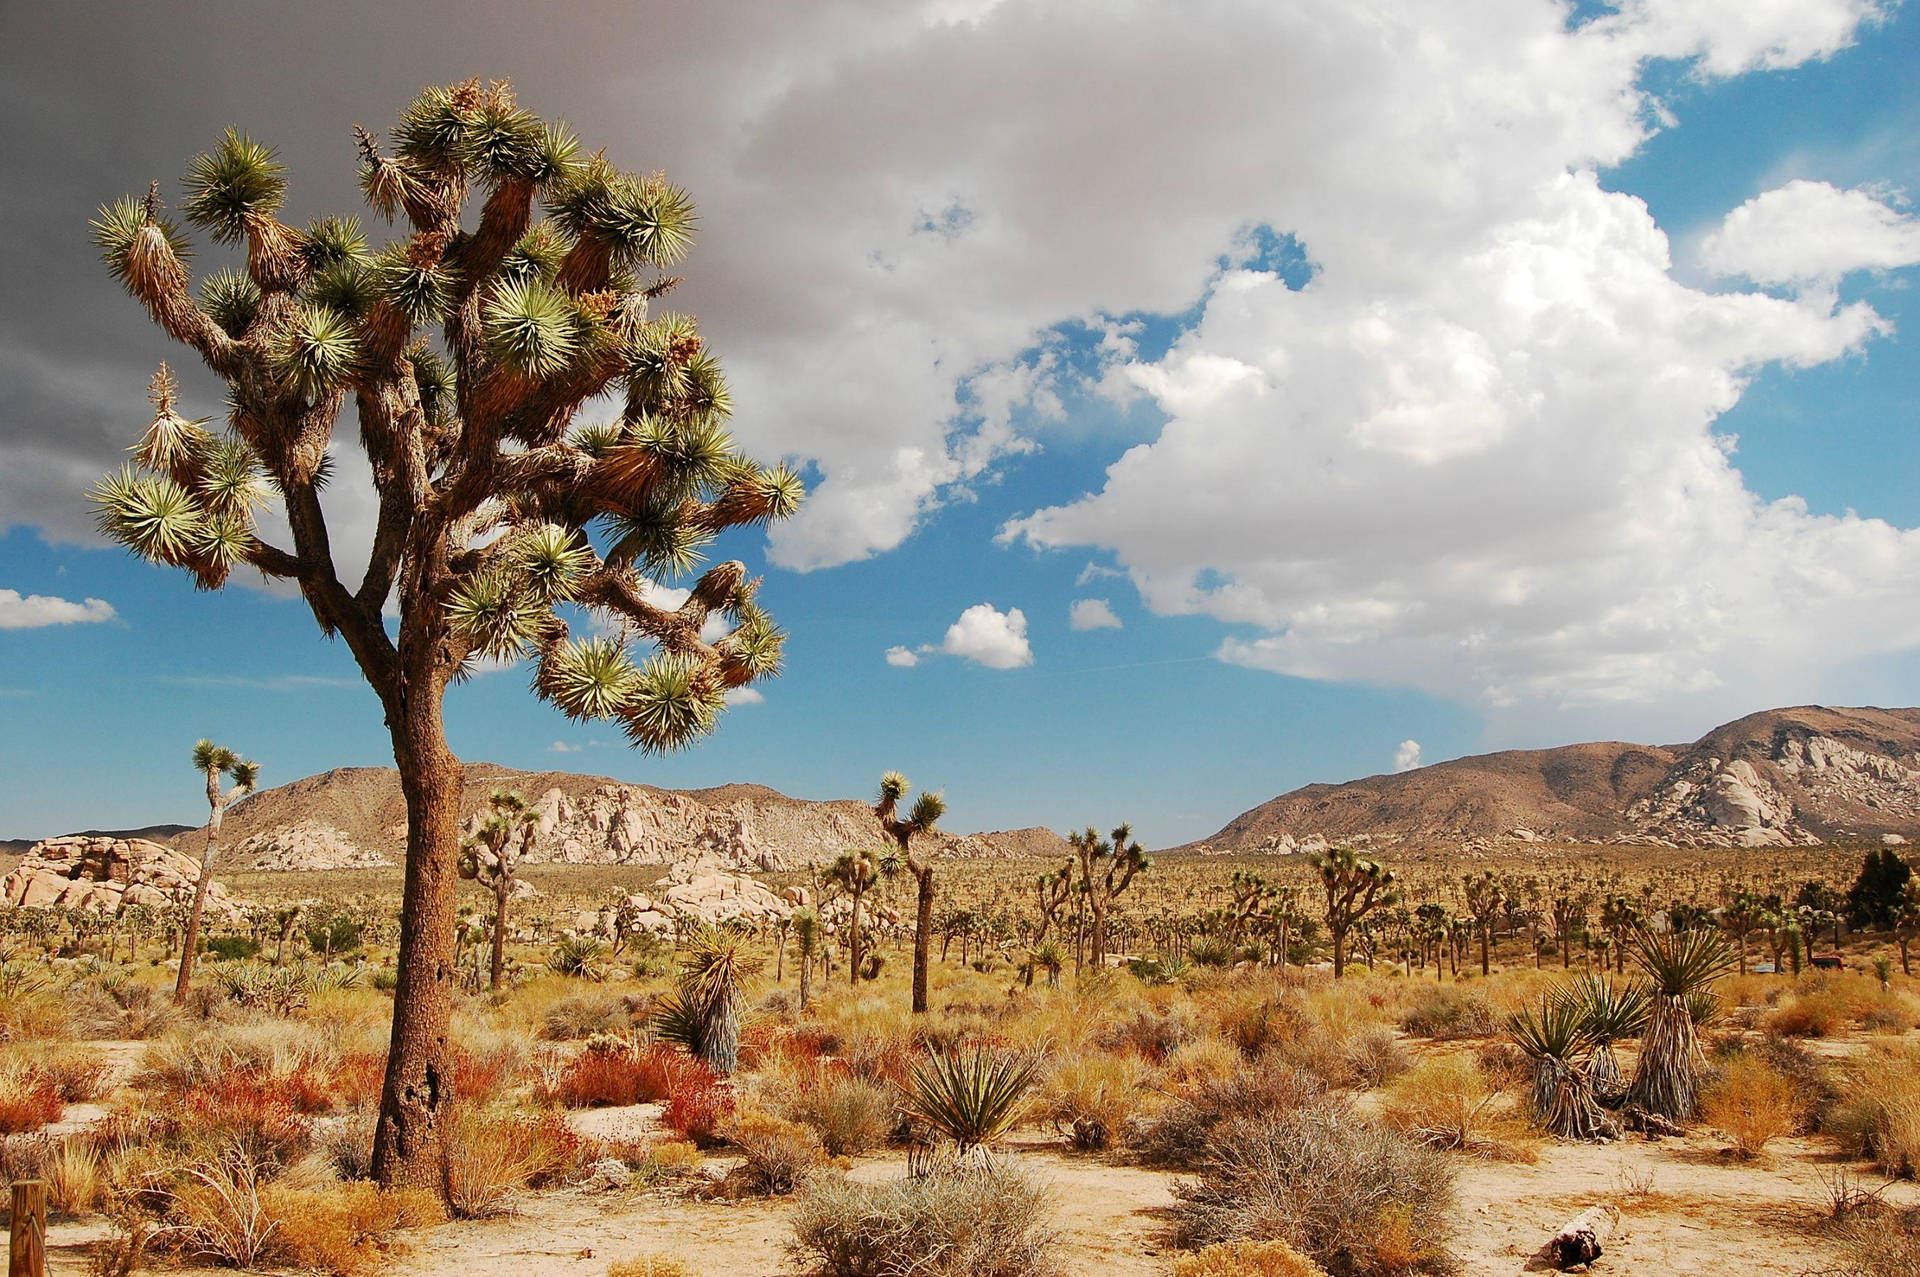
(446, 572), (538, 663)
(902, 1046), (1040, 1153)
(91, 197), (193, 292)
(368, 246), (451, 323)
(620, 652), (723, 752)
(540, 636), (641, 721)
(550, 160), (695, 267)
(483, 277), (581, 378)
(272, 303), (360, 398)
(200, 269), (261, 336)
(1631, 925), (1735, 998)
(1507, 996), (1592, 1063)
(511, 524), (592, 601)
(181, 130), (287, 244)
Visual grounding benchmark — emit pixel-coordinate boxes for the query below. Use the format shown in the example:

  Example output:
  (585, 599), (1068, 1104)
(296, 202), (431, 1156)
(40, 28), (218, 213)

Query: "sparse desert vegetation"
(7, 832), (1920, 1275)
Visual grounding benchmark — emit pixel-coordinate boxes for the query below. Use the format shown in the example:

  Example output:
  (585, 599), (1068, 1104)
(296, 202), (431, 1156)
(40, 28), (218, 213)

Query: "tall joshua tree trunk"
(875, 772), (945, 1015)
(176, 740), (259, 1003)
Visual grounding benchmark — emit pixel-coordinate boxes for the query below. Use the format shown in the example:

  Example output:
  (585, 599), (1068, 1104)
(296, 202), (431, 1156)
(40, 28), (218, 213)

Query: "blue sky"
(3, 1), (1919, 845)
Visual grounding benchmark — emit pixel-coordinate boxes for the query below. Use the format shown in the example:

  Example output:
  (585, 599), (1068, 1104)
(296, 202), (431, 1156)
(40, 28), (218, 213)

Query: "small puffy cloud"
(885, 645), (921, 668)
(0, 588), (117, 629)
(1394, 739), (1423, 772)
(941, 603), (1034, 669)
(1701, 180), (1920, 286)
(1070, 598), (1123, 630)
(724, 686), (766, 705)
(549, 740), (583, 754)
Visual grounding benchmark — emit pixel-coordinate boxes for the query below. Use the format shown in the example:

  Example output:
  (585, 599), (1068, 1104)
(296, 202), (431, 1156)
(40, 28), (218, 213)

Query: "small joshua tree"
(1069, 824), (1151, 971)
(1626, 924), (1735, 1121)
(827, 849), (882, 983)
(875, 771), (946, 1015)
(791, 906), (820, 1011)
(458, 788), (536, 992)
(655, 926), (760, 1074)
(1463, 871), (1503, 977)
(1312, 846), (1398, 978)
(86, 81), (799, 1187)
(175, 739), (260, 1003)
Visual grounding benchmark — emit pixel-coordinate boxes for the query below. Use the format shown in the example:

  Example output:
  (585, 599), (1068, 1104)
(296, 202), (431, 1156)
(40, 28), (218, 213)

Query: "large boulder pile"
(578, 862), (796, 938)
(2, 835), (245, 920)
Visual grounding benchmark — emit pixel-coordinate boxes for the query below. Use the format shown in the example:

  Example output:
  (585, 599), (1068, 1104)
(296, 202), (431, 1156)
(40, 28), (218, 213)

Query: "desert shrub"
(541, 990), (633, 1040)
(1161, 1036), (1242, 1091)
(317, 1105), (379, 1180)
(1214, 989), (1310, 1059)
(662, 1069), (734, 1146)
(550, 1037), (655, 1107)
(204, 936), (261, 962)
(724, 1110), (829, 1195)
(1170, 1097), (1456, 1277)
(1382, 1055), (1504, 1155)
(164, 1145), (280, 1269)
(1863, 992), (1920, 1035)
(1041, 1053), (1156, 1152)
(46, 1138), (105, 1216)
(0, 1059), (65, 1133)
(1099, 1001), (1199, 1062)
(786, 1164), (1058, 1277)
(1699, 1054), (1802, 1158)
(1764, 991), (1849, 1039)
(36, 1044), (111, 1102)
(1832, 1206), (1920, 1277)
(1398, 986), (1497, 1041)
(1712, 1037), (1833, 1133)
(260, 1182), (444, 1277)
(442, 1104), (538, 1218)
(1172, 1239), (1329, 1277)
(608, 1259), (697, 1277)
(790, 1073), (893, 1156)
(1830, 1047), (1920, 1178)
(1129, 1063), (1325, 1170)
(1342, 1029), (1410, 1089)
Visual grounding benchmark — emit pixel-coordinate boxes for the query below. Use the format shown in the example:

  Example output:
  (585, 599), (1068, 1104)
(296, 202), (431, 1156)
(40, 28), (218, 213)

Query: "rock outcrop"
(577, 863), (795, 938)
(2, 835), (245, 920)
(160, 763), (1068, 873)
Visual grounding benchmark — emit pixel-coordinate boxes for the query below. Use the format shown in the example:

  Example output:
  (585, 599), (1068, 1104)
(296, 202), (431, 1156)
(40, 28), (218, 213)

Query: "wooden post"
(8, 1179), (46, 1277)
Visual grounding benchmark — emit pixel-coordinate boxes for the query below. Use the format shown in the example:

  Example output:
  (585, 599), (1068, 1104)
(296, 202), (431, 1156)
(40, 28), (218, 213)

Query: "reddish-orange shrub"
(548, 1042), (712, 1108)
(0, 1068), (64, 1134)
(663, 1075), (733, 1146)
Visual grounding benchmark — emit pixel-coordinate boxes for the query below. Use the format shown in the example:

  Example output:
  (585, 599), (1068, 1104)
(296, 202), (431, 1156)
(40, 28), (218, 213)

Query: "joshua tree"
(1894, 881), (1920, 977)
(86, 81), (799, 1187)
(827, 849), (882, 983)
(1508, 996), (1617, 1141)
(1033, 861), (1073, 944)
(175, 739), (260, 1003)
(1070, 823), (1151, 971)
(1626, 925), (1735, 1121)
(791, 907), (819, 1010)
(1312, 846), (1398, 977)
(457, 788), (537, 992)
(1719, 890), (1765, 975)
(874, 771), (946, 1015)
(1463, 871), (1504, 976)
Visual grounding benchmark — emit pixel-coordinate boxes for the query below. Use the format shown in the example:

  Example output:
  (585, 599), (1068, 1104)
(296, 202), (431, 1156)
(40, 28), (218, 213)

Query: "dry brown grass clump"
(1699, 1053), (1803, 1158)
(608, 1259), (697, 1277)
(0, 1059), (64, 1133)
(1170, 1096), (1456, 1277)
(1830, 1206), (1920, 1277)
(1172, 1239), (1329, 1277)
(260, 1181), (444, 1277)
(1041, 1052), (1158, 1151)
(1829, 1045), (1920, 1178)
(787, 1165), (1059, 1277)
(783, 1071), (894, 1156)
(1129, 1062), (1325, 1170)
(721, 1109), (830, 1195)
(1381, 1054), (1532, 1160)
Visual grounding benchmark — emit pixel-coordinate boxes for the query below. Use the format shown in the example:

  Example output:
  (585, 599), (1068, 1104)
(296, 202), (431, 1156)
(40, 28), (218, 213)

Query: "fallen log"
(1522, 1203), (1619, 1272)
(1618, 1105), (1684, 1137)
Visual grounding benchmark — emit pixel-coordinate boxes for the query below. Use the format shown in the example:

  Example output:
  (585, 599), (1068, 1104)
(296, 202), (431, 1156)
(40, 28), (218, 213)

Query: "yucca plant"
(1558, 973), (1649, 1099)
(654, 926), (761, 1074)
(1626, 925), (1735, 1121)
(175, 739), (260, 1004)
(548, 935), (606, 980)
(86, 80), (801, 1188)
(901, 1045), (1040, 1165)
(1508, 995), (1616, 1140)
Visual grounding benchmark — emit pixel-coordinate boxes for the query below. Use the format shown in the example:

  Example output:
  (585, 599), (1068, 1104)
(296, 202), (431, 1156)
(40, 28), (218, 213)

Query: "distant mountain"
(156, 763), (1065, 872)
(1180, 705), (1920, 854)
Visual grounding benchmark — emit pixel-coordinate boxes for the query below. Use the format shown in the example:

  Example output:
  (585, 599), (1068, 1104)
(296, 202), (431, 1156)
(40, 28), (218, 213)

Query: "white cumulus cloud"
(941, 603), (1033, 669)
(1394, 740), (1423, 773)
(724, 686), (766, 705)
(885, 645), (921, 668)
(0, 588), (117, 629)
(1700, 179), (1920, 286)
(1070, 598), (1123, 631)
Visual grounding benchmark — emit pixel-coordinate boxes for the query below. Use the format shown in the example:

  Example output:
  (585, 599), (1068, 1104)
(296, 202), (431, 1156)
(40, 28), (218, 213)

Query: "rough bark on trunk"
(490, 878), (508, 993)
(371, 686), (462, 1191)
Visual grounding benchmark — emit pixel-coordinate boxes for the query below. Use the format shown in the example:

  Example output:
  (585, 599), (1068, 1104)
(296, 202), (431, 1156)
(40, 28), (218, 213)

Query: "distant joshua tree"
(175, 739), (259, 1003)
(1312, 846), (1398, 978)
(458, 788), (537, 992)
(827, 848), (882, 984)
(874, 771), (946, 1015)
(1068, 824), (1150, 971)
(86, 80), (799, 1187)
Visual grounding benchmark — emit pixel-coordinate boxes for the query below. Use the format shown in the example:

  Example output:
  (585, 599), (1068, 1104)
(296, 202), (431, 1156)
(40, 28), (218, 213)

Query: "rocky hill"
(167, 764), (1066, 873)
(1182, 705), (1920, 854)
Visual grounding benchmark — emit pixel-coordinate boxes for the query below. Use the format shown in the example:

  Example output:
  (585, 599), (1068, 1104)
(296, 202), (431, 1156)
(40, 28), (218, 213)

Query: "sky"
(3, 0), (1919, 846)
